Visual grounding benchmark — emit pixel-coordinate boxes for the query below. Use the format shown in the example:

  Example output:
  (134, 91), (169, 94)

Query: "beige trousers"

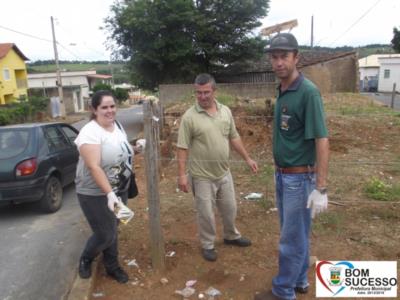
(191, 171), (241, 249)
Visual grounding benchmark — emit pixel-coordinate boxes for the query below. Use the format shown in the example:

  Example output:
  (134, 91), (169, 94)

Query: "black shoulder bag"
(115, 121), (139, 199)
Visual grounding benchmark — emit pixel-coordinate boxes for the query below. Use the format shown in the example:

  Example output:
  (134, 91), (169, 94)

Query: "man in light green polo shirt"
(177, 73), (258, 262)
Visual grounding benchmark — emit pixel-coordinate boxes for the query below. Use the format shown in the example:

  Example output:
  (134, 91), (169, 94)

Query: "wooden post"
(143, 100), (165, 271)
(391, 83), (397, 109)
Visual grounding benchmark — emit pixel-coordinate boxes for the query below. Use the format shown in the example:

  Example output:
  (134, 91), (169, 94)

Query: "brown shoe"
(254, 290), (284, 300)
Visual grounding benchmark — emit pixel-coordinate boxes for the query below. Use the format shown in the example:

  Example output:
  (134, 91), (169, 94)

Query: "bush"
(91, 83), (129, 104)
(92, 83), (113, 93)
(0, 96), (49, 125)
(364, 177), (400, 201)
(114, 88), (129, 104)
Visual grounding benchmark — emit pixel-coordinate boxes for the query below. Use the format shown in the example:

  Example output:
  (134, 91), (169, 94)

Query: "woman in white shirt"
(74, 90), (132, 283)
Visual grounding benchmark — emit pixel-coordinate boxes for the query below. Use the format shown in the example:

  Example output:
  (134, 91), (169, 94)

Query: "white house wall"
(378, 57), (400, 92)
(28, 74), (91, 98)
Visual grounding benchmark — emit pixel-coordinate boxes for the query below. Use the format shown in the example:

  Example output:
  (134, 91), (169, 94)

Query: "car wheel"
(40, 176), (63, 213)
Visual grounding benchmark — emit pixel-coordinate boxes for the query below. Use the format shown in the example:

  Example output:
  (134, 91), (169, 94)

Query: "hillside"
(26, 61), (129, 84)
(299, 44), (394, 58)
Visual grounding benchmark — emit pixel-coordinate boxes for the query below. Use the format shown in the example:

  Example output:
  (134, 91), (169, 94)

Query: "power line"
(0, 23), (80, 60)
(0, 24), (52, 43)
(57, 42), (82, 60)
(328, 0), (383, 46)
(55, 23), (109, 59)
(0, 22), (108, 61)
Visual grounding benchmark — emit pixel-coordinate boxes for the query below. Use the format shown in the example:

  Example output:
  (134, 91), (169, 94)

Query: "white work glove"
(107, 191), (120, 212)
(307, 189), (328, 218)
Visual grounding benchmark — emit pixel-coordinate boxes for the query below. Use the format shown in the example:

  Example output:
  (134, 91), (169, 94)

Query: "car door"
(58, 124), (79, 183)
(42, 125), (77, 186)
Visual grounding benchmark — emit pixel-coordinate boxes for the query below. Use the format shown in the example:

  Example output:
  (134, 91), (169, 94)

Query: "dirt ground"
(91, 93), (400, 300)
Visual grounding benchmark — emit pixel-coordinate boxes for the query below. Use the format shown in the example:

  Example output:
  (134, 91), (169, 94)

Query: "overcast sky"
(0, 0), (398, 62)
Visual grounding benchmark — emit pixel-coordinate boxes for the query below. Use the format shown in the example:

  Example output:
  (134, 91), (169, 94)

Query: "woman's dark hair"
(90, 90), (115, 120)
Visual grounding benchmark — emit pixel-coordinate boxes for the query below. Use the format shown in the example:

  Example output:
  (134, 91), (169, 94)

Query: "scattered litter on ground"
(131, 280), (140, 286)
(244, 192), (263, 200)
(127, 259), (139, 267)
(186, 279), (197, 287)
(198, 293), (205, 299)
(269, 208), (278, 212)
(166, 250), (176, 257)
(92, 292), (104, 298)
(160, 277), (169, 285)
(239, 274), (245, 282)
(175, 287), (196, 298)
(205, 286), (222, 297)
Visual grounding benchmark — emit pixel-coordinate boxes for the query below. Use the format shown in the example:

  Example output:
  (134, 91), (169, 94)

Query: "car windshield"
(0, 129), (30, 159)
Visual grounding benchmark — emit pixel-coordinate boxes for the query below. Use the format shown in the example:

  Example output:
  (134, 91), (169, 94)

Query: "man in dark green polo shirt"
(177, 73), (258, 262)
(255, 33), (329, 300)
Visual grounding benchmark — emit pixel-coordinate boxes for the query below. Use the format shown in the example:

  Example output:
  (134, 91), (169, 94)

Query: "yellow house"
(0, 43), (29, 105)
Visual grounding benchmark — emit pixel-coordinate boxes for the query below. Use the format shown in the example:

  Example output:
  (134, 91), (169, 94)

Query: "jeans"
(272, 171), (315, 300)
(78, 192), (127, 271)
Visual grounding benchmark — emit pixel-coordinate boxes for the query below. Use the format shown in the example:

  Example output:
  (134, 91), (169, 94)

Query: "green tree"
(114, 88), (129, 104)
(392, 27), (400, 53)
(106, 0), (269, 90)
(92, 82), (113, 93)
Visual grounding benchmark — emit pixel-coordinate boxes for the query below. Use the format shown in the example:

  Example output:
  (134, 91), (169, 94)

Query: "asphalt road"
(73, 105), (144, 139)
(361, 92), (400, 111)
(0, 105), (143, 300)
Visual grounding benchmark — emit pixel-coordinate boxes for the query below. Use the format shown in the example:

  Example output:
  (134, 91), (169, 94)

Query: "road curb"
(66, 260), (98, 300)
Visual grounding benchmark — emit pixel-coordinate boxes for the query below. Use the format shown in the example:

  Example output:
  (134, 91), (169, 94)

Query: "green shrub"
(114, 88), (129, 104)
(92, 83), (113, 93)
(364, 177), (400, 201)
(0, 96), (49, 125)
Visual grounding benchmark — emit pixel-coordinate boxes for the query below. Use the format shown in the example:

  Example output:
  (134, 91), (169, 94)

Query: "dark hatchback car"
(0, 123), (79, 213)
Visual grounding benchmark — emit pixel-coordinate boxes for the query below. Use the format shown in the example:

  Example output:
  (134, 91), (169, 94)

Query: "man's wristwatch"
(317, 187), (328, 195)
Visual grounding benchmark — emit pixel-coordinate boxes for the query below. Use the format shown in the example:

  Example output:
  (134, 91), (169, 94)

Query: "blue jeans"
(272, 171), (315, 300)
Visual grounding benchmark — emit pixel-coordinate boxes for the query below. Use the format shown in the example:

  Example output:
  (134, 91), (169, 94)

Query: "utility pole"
(109, 56), (115, 88)
(51, 16), (66, 117)
(311, 15), (314, 49)
(391, 83), (397, 109)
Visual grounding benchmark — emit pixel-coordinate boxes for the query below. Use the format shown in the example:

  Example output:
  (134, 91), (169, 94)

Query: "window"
(0, 129), (30, 159)
(43, 126), (70, 153)
(384, 69), (390, 79)
(3, 68), (10, 80)
(59, 125), (78, 145)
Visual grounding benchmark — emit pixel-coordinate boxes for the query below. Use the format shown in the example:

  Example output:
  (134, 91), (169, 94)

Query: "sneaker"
(254, 290), (284, 300)
(224, 237), (252, 247)
(78, 257), (92, 279)
(106, 267), (129, 283)
(201, 248), (217, 262)
(295, 286), (309, 294)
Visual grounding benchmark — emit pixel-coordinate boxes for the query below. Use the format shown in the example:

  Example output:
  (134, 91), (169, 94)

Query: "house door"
(76, 89), (83, 111)
(72, 90), (83, 112)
